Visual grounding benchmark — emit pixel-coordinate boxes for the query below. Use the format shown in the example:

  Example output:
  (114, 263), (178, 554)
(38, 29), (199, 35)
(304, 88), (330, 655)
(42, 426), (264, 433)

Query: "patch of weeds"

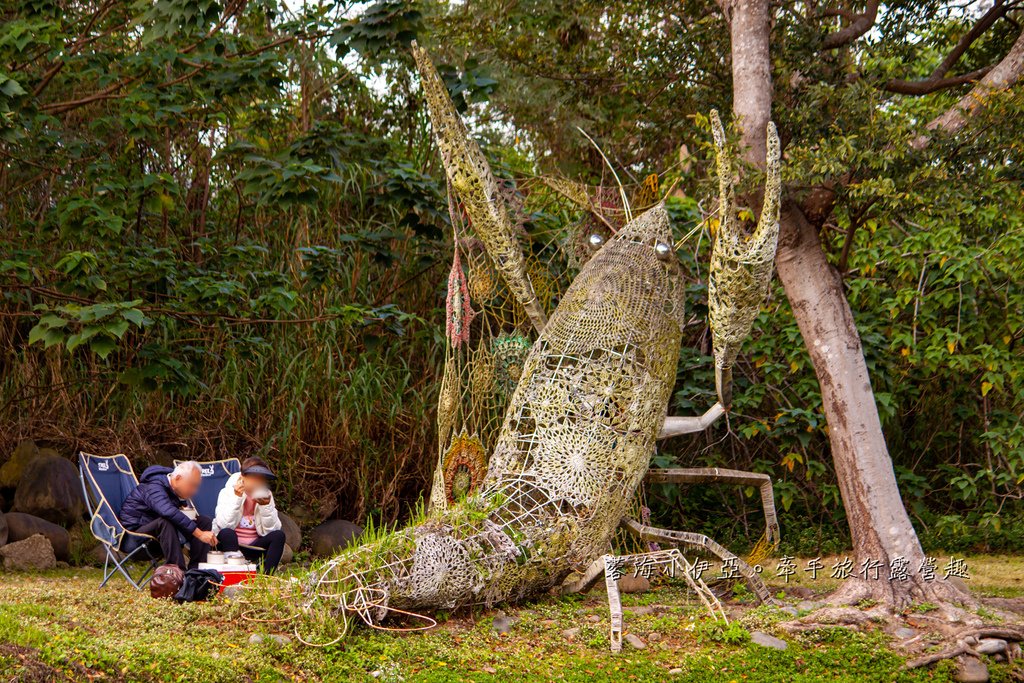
(904, 601), (938, 614)
(692, 617), (751, 644)
(731, 581), (755, 604)
(737, 603), (789, 632)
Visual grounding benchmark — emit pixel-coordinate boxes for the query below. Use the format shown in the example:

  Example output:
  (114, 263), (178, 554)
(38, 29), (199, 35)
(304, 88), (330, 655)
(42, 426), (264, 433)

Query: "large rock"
(309, 519), (363, 557)
(0, 440), (43, 489)
(750, 630), (788, 650)
(0, 533), (56, 571)
(0, 510), (7, 546)
(13, 453), (85, 526)
(278, 512), (302, 551)
(281, 543), (294, 566)
(5, 512), (70, 561)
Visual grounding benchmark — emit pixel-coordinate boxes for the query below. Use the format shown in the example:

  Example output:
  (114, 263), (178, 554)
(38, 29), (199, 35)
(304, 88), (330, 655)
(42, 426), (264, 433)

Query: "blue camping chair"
(78, 452), (163, 589)
(174, 458), (241, 519)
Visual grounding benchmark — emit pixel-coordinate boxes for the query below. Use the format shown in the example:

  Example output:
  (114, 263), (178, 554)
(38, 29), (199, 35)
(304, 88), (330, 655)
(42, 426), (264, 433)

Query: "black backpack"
(173, 568), (224, 602)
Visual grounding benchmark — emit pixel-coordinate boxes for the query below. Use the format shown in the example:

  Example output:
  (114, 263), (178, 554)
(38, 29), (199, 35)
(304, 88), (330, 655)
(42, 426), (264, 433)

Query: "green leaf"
(89, 336), (118, 359)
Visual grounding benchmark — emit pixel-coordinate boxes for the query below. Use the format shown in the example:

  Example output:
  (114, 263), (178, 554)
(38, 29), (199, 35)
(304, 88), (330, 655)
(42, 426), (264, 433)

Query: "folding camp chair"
(174, 458), (241, 519)
(78, 452), (163, 589)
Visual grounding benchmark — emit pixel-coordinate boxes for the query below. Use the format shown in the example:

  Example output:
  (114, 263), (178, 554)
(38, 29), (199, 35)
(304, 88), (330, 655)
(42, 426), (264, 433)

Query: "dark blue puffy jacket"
(120, 466), (198, 536)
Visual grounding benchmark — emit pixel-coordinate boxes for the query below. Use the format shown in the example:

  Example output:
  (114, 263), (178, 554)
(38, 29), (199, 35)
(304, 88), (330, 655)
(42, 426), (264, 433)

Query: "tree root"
(904, 625), (1024, 670)
(771, 577), (1024, 674)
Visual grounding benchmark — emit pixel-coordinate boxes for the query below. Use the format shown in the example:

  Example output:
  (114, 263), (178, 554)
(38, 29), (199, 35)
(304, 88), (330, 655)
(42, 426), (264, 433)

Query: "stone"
(648, 632), (662, 642)
(669, 669), (683, 675)
(617, 575), (651, 593)
(797, 600), (819, 612)
(287, 494), (338, 528)
(0, 510), (7, 546)
(5, 512), (70, 561)
(281, 544), (294, 566)
(223, 585), (242, 599)
(309, 519), (363, 557)
(894, 627), (918, 639)
(248, 634), (264, 645)
(0, 533), (56, 570)
(750, 631), (788, 650)
(12, 454), (86, 526)
(624, 633), (647, 649)
(88, 543), (122, 567)
(270, 634), (291, 647)
(779, 605), (799, 617)
(0, 440), (41, 489)
(623, 605), (656, 616)
(975, 639), (1006, 655)
(278, 512), (302, 551)
(955, 657), (989, 683)
(491, 614), (516, 634)
(586, 613), (601, 623)
(562, 627), (581, 639)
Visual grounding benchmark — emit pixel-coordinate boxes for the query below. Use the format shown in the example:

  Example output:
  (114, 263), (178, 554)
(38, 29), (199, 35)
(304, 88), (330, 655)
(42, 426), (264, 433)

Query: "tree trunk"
(774, 204), (968, 607)
(725, 0), (970, 608)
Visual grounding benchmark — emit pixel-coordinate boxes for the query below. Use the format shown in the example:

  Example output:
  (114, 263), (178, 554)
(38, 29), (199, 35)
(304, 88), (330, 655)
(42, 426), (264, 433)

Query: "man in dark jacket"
(120, 461), (217, 570)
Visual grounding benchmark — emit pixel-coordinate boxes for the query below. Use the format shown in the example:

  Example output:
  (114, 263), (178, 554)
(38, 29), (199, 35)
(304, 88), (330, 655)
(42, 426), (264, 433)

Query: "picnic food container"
(197, 560), (258, 592)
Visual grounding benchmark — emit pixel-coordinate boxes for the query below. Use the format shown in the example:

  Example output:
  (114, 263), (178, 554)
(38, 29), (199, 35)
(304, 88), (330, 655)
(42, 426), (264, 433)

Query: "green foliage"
(692, 619), (751, 645)
(1, 0), (1022, 549)
(6, 568), (1002, 682)
(427, 0), (1024, 552)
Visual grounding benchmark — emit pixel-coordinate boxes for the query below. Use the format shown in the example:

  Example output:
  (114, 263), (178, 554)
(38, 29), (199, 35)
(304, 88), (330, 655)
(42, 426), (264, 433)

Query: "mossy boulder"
(310, 519), (363, 557)
(0, 440), (44, 489)
(13, 453), (85, 526)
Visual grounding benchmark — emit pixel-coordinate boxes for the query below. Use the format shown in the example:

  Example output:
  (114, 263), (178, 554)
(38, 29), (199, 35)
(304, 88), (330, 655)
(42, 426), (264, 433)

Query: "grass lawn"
(1, 555), (1022, 682)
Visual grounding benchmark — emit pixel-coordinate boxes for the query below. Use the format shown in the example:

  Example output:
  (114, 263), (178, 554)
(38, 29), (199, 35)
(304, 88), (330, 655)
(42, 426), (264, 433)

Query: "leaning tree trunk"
(723, 0), (970, 608)
(774, 205), (969, 607)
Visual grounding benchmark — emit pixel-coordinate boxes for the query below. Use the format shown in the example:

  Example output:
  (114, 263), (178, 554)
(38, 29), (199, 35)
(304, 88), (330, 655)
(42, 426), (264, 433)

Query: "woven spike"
(412, 43), (547, 334)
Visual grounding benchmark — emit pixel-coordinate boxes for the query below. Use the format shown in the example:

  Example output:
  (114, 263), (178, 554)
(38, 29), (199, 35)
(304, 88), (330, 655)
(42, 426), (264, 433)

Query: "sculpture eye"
(655, 241), (672, 260)
(588, 234), (604, 250)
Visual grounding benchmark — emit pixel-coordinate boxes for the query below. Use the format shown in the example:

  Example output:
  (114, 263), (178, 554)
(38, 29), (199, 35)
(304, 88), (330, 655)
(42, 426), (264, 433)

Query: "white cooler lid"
(198, 562), (258, 572)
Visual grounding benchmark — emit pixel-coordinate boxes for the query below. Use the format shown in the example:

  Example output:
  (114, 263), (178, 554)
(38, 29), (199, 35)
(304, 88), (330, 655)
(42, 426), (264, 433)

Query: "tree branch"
(884, 66), (993, 94)
(882, 2), (1011, 95)
(929, 2), (1009, 79)
(821, 0), (880, 50)
(912, 26), (1024, 148)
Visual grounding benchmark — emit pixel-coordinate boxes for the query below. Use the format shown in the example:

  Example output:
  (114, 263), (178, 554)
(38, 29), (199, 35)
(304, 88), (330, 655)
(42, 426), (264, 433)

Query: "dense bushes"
(1, 1), (1021, 551)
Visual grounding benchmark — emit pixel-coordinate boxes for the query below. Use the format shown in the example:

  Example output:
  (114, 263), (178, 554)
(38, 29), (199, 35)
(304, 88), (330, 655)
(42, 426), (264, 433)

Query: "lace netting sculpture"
(246, 46), (784, 648)
(707, 110), (782, 407)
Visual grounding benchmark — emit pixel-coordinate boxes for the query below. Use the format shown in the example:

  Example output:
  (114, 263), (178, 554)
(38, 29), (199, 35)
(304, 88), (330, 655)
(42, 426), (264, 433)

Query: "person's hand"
(194, 528), (218, 547)
(254, 494), (271, 505)
(233, 478), (245, 497)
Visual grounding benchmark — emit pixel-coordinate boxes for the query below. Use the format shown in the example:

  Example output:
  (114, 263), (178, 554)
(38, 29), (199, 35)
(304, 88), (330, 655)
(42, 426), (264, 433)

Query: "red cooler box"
(198, 562), (258, 592)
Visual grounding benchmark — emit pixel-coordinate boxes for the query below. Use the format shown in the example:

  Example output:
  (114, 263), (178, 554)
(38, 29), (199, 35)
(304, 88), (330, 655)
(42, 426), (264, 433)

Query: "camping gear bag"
(174, 568), (224, 602)
(150, 564), (184, 599)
